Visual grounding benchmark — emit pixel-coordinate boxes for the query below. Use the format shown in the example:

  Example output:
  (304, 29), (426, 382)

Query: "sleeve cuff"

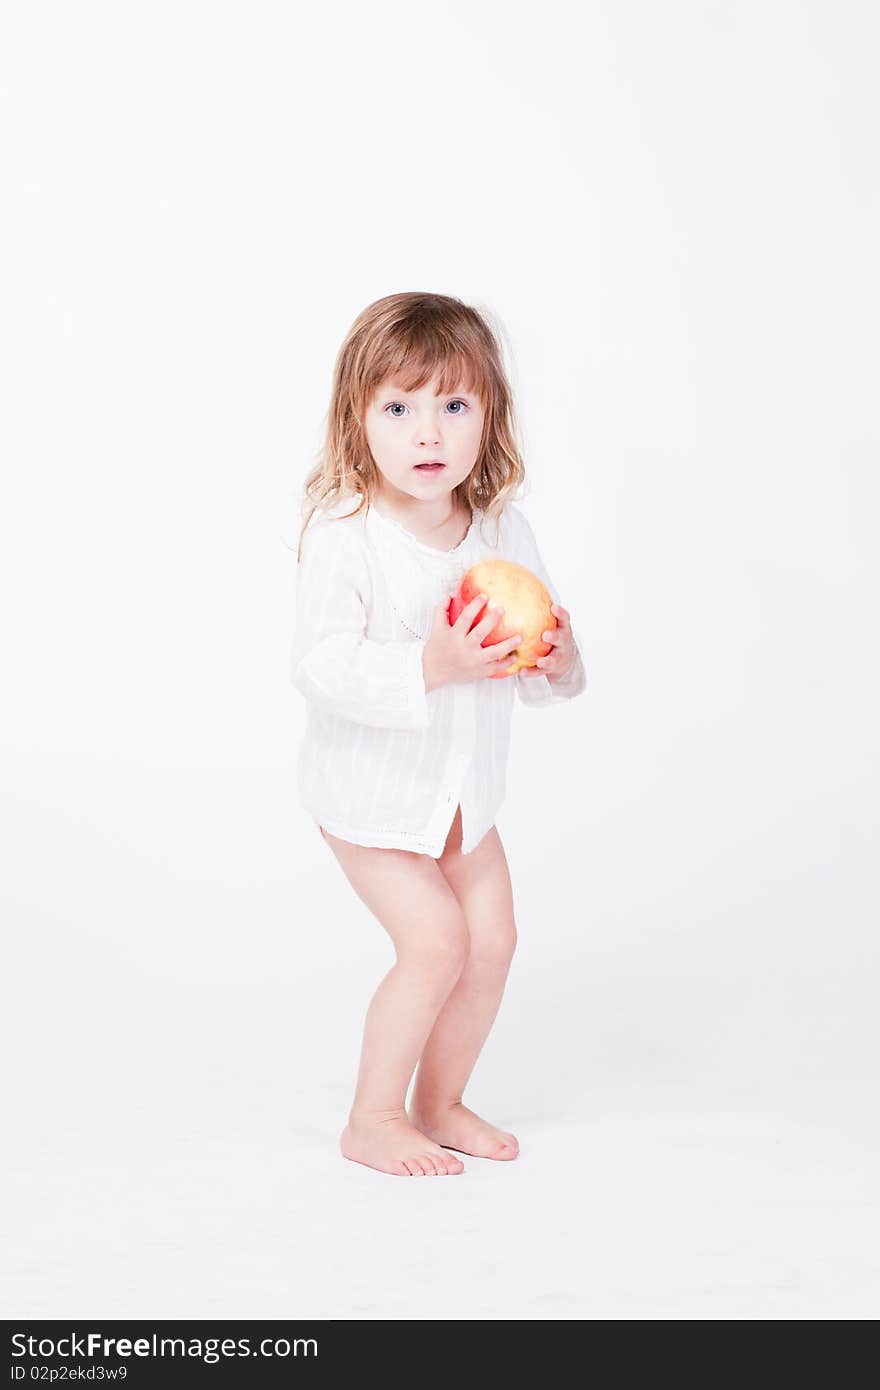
(516, 631), (587, 705)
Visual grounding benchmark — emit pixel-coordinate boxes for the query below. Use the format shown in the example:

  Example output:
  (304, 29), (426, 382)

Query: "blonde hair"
(295, 291), (526, 563)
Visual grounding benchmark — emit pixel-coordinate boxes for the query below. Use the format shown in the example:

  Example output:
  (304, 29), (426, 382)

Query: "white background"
(2, 0), (878, 1319)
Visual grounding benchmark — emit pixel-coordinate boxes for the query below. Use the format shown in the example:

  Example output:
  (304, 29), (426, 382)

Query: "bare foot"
(408, 1101), (519, 1160)
(340, 1111), (465, 1176)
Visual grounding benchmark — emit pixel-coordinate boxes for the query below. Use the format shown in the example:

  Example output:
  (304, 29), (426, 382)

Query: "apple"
(448, 559), (556, 677)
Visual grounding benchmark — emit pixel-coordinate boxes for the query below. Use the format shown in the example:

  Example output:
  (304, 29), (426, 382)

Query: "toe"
(490, 1137), (518, 1158)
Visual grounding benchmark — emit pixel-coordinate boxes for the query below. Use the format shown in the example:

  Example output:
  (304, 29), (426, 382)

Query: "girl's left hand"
(520, 603), (577, 682)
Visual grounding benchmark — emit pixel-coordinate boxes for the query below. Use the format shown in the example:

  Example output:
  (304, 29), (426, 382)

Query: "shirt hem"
(313, 811), (496, 859)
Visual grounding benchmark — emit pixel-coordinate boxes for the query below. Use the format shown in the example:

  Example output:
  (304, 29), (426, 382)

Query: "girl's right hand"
(422, 593), (523, 692)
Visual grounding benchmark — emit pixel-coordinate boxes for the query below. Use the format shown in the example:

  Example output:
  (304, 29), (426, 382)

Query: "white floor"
(6, 1069), (879, 1320)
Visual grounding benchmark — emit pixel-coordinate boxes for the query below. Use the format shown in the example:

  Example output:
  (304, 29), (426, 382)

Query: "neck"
(375, 485), (464, 532)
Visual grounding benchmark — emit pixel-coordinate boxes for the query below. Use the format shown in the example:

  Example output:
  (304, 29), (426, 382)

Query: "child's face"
(363, 374), (485, 508)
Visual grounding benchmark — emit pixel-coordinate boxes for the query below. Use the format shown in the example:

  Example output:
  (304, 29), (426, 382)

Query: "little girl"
(291, 292), (587, 1177)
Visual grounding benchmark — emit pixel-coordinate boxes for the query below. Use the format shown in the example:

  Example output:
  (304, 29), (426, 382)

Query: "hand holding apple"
(422, 590), (525, 692)
(447, 559), (559, 678)
(518, 602), (577, 683)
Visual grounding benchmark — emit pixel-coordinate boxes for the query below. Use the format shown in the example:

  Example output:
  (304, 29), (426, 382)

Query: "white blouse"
(290, 494), (587, 857)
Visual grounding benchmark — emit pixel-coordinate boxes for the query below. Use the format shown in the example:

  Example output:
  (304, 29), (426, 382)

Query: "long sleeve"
(291, 519), (431, 729)
(507, 506), (588, 707)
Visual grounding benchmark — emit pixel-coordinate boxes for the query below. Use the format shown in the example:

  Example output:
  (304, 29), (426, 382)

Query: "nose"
(413, 412), (441, 448)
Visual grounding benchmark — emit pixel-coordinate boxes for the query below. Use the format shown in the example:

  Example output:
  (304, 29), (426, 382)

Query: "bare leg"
(319, 825), (469, 1176)
(408, 807), (520, 1160)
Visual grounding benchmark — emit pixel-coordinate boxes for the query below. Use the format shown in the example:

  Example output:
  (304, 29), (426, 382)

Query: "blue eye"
(384, 399), (469, 418)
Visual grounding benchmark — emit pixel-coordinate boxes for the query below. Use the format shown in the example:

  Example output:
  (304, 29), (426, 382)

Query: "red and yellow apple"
(448, 559), (556, 677)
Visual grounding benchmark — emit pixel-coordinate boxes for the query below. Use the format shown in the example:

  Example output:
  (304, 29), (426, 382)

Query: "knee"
(470, 921), (518, 974)
(399, 913), (470, 986)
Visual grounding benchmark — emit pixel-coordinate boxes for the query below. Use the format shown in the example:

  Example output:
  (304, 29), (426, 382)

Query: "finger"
(483, 631), (523, 658)
(541, 628), (559, 645)
(549, 604), (569, 626)
(485, 656), (518, 678)
(471, 603), (506, 639)
(452, 592), (490, 630)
